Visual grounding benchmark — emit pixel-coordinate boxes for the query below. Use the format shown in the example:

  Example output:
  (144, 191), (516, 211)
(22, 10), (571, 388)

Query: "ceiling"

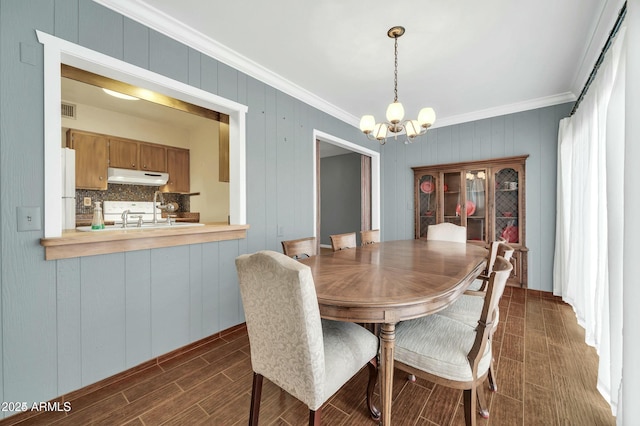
(96, 0), (625, 130)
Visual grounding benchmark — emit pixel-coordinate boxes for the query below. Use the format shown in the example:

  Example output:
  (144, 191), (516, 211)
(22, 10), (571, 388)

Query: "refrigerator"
(61, 147), (76, 230)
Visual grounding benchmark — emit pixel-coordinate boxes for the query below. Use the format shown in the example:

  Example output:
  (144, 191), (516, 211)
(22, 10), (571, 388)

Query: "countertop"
(40, 222), (249, 260)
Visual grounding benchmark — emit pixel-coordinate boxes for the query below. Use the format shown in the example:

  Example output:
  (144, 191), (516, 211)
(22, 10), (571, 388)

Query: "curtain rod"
(571, 1), (627, 116)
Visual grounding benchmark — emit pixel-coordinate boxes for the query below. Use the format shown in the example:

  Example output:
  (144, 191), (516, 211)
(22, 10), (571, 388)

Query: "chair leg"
(366, 357), (380, 420)
(488, 359), (498, 391)
(463, 388), (477, 426)
(308, 407), (322, 425)
(249, 373), (263, 426)
(476, 384), (490, 419)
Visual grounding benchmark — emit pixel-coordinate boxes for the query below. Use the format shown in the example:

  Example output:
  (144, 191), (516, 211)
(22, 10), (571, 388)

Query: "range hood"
(107, 167), (169, 186)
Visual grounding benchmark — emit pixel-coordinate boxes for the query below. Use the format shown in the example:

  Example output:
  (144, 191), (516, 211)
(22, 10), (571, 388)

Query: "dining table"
(298, 239), (487, 426)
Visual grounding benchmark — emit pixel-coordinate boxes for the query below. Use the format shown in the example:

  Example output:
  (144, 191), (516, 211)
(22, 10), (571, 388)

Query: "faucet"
(153, 191), (165, 224)
(121, 210), (130, 228)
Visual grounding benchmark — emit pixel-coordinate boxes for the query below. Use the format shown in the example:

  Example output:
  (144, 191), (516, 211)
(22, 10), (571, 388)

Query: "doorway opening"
(313, 130), (380, 249)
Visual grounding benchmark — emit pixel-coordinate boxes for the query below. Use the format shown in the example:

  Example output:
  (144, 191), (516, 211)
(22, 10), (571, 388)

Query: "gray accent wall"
(0, 0), (575, 412)
(380, 103), (572, 292)
(320, 153), (362, 246)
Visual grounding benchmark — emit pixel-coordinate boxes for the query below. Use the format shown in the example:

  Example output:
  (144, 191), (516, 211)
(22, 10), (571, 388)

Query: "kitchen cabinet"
(412, 155), (528, 287)
(109, 138), (167, 172)
(140, 143), (166, 172)
(108, 138), (138, 170)
(66, 129), (109, 190)
(162, 147), (190, 193)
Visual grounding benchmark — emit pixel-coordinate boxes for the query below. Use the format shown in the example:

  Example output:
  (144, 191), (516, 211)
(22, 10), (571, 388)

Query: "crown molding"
(432, 92), (576, 130)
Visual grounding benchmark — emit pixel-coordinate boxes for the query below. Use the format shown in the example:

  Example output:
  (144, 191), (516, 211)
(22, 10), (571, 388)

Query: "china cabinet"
(412, 155), (528, 287)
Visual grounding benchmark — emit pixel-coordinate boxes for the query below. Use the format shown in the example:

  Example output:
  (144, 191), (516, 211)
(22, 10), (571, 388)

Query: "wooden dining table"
(298, 239), (487, 426)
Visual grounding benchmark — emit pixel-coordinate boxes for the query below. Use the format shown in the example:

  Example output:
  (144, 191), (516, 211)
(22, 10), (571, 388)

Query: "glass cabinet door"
(465, 169), (487, 241)
(494, 167), (520, 244)
(417, 174), (437, 238)
(443, 171), (461, 226)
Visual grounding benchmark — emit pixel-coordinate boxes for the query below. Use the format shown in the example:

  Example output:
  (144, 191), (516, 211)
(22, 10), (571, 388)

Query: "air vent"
(61, 102), (76, 119)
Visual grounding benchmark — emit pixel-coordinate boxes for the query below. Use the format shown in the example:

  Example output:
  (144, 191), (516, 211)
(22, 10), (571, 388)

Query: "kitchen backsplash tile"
(76, 185), (191, 214)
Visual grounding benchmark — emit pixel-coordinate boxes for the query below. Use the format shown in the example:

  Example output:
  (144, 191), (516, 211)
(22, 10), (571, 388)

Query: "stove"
(103, 201), (159, 224)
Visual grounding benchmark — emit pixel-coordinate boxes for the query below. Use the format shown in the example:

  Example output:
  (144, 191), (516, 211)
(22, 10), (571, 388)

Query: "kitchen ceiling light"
(359, 26), (436, 145)
(102, 88), (139, 101)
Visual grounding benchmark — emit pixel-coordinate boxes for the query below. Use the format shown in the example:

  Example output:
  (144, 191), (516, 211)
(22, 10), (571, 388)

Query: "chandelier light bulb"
(373, 123), (388, 140)
(386, 101), (405, 124)
(405, 120), (421, 138)
(418, 107), (436, 128)
(359, 115), (376, 133)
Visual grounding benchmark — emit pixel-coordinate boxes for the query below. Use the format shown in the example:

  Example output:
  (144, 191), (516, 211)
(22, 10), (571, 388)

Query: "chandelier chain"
(393, 36), (399, 103)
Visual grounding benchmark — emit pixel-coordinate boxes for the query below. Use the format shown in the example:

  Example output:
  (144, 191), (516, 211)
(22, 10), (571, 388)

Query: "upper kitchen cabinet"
(109, 137), (167, 172)
(413, 155), (528, 287)
(140, 143), (167, 172)
(108, 137), (139, 170)
(67, 129), (108, 190)
(162, 147), (190, 193)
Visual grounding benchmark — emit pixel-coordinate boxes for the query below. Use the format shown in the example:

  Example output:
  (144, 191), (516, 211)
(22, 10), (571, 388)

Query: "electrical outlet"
(17, 207), (41, 231)
(83, 197), (92, 207)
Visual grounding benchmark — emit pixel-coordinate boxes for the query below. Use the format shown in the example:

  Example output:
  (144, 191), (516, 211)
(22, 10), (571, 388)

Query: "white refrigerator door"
(61, 148), (75, 197)
(61, 148), (76, 229)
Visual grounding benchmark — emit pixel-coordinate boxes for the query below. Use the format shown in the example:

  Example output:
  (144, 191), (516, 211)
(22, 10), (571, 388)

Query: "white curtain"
(554, 27), (626, 416)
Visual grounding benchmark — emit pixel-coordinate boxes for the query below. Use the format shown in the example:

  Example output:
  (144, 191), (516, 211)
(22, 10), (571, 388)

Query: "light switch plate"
(17, 207), (41, 231)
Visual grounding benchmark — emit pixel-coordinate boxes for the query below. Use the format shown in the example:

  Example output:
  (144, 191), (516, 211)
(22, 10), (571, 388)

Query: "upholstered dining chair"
(394, 257), (513, 426)
(360, 229), (380, 246)
(281, 236), (317, 259)
(235, 250), (379, 426)
(436, 241), (515, 391)
(330, 232), (357, 251)
(467, 241), (514, 292)
(426, 222), (467, 243)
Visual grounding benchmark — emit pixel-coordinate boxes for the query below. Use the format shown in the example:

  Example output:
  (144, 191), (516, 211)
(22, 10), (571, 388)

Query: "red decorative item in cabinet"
(501, 224), (518, 243)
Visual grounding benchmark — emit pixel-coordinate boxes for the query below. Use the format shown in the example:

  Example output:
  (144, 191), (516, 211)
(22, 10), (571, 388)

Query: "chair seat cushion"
(321, 319), (379, 404)
(435, 294), (484, 326)
(466, 278), (484, 291)
(394, 314), (492, 382)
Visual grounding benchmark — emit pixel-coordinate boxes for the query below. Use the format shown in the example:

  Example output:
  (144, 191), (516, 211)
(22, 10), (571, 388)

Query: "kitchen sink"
(76, 222), (205, 232)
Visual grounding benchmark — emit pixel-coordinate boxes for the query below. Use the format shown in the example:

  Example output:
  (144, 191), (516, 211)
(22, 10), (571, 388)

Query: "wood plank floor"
(2, 288), (616, 425)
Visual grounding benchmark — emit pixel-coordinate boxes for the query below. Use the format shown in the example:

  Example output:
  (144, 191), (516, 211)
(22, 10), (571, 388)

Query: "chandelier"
(359, 26), (436, 145)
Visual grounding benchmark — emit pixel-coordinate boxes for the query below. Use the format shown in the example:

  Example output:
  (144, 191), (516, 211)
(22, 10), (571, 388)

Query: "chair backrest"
(468, 256), (513, 365)
(281, 236), (317, 259)
(235, 251), (325, 407)
(482, 240), (503, 276)
(330, 232), (357, 251)
(497, 241), (514, 261)
(426, 222), (467, 243)
(360, 229), (380, 246)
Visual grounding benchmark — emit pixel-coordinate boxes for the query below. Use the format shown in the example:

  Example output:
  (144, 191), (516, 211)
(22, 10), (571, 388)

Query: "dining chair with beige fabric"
(436, 241), (515, 391)
(281, 236), (317, 259)
(235, 250), (380, 426)
(330, 232), (357, 251)
(360, 229), (380, 246)
(426, 222), (467, 243)
(394, 257), (513, 425)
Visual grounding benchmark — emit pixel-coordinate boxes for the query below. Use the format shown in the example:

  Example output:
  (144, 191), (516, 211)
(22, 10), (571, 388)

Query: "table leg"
(379, 322), (395, 426)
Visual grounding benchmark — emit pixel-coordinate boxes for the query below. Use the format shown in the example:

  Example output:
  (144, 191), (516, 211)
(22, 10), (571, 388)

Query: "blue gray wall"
(320, 153), (362, 246)
(0, 0), (570, 411)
